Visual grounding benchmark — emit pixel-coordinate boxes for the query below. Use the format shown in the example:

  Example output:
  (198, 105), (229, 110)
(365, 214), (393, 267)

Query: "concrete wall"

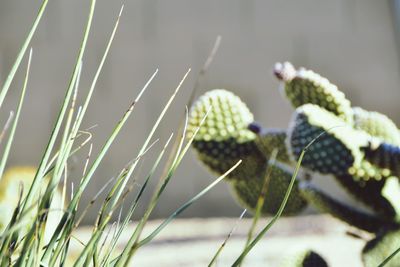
(0, 0), (399, 223)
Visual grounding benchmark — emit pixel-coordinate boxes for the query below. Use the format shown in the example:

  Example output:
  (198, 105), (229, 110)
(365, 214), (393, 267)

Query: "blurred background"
(0, 0), (399, 225)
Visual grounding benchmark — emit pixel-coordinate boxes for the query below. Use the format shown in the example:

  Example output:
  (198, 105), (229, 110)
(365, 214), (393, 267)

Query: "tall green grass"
(0, 2), (240, 266)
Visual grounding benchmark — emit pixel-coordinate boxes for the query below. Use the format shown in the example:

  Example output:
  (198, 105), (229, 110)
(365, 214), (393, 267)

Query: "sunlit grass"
(0, 2), (240, 266)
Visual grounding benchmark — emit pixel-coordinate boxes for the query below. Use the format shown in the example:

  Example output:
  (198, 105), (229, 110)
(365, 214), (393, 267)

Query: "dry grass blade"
(160, 35), (221, 183)
(208, 209), (247, 267)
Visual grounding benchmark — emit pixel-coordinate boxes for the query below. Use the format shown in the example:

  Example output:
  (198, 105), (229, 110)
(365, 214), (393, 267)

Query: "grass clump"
(0, 2), (240, 266)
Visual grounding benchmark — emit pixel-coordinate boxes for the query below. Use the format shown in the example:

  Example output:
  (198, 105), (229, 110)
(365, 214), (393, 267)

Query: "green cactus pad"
(280, 249), (328, 267)
(187, 89), (255, 143)
(249, 124), (292, 165)
(230, 163), (307, 216)
(287, 104), (369, 178)
(334, 174), (396, 220)
(188, 89), (266, 181)
(353, 107), (400, 146)
(362, 228), (400, 267)
(299, 182), (399, 233)
(192, 138), (267, 181)
(274, 62), (353, 123)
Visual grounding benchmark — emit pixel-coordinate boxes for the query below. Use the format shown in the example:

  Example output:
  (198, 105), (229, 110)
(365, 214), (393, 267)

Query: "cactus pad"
(188, 89), (266, 181)
(274, 62), (353, 123)
(192, 138), (267, 181)
(287, 104), (368, 178)
(187, 89), (255, 142)
(230, 163), (307, 216)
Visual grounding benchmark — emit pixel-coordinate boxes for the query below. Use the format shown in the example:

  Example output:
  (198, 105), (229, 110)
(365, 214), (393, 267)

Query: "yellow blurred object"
(0, 166), (63, 240)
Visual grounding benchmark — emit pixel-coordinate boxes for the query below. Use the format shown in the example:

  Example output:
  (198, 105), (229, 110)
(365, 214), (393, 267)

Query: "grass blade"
(0, 111), (14, 145)
(107, 160), (242, 267)
(0, 0), (48, 109)
(208, 209), (246, 267)
(41, 69), (158, 264)
(139, 160), (242, 247)
(101, 134), (174, 266)
(114, 105), (210, 266)
(0, 48), (32, 180)
(20, 0), (96, 216)
(159, 36), (221, 184)
(378, 247), (400, 267)
(39, 6), (124, 259)
(244, 149), (278, 247)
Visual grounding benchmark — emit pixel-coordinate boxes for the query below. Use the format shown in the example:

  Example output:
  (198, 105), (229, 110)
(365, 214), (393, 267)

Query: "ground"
(71, 214), (367, 266)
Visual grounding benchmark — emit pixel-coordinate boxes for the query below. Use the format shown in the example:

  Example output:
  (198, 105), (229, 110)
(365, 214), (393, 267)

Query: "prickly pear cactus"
(188, 89), (308, 216)
(250, 113), (395, 220)
(274, 62), (353, 123)
(270, 61), (400, 266)
(231, 162), (307, 215)
(187, 89), (266, 181)
(188, 61), (400, 265)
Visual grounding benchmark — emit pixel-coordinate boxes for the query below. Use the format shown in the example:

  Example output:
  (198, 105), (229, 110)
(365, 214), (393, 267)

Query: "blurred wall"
(0, 0), (399, 224)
